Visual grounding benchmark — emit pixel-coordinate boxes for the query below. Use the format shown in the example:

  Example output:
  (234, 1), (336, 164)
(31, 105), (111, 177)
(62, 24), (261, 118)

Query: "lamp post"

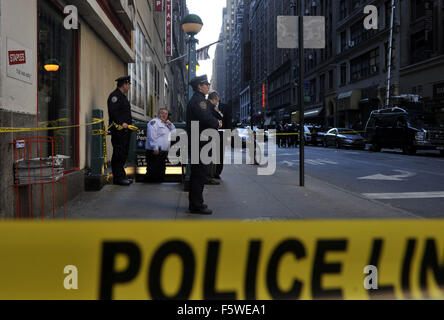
(290, 0), (305, 187)
(182, 14), (203, 191)
(182, 14), (203, 100)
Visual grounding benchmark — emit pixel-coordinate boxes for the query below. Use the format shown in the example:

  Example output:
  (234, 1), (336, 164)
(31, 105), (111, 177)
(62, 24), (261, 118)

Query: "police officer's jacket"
(186, 91), (220, 134)
(146, 117), (176, 152)
(107, 88), (132, 127)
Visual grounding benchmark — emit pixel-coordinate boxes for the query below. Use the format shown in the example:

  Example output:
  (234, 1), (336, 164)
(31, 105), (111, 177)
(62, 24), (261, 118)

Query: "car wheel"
(403, 145), (417, 155)
(440, 150), (444, 157)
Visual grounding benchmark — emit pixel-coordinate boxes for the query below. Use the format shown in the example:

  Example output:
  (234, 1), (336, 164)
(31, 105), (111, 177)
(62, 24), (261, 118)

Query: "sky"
(185, 0), (226, 82)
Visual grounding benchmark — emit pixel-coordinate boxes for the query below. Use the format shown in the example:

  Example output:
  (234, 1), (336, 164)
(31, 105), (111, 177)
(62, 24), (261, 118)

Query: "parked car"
(323, 128), (366, 150)
(365, 106), (444, 155)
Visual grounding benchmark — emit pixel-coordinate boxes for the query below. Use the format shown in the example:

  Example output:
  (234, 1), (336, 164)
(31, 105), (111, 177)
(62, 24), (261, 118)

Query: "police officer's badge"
(111, 96), (118, 103)
(150, 120), (156, 126)
(200, 101), (207, 110)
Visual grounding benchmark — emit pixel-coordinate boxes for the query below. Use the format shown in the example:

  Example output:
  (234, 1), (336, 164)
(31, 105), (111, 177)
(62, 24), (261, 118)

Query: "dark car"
(365, 106), (444, 155)
(323, 128), (366, 150)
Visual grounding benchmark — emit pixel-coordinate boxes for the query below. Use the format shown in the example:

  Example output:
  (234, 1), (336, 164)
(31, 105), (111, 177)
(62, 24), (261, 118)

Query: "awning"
(337, 90), (362, 111)
(304, 107), (324, 118)
(338, 91), (353, 99)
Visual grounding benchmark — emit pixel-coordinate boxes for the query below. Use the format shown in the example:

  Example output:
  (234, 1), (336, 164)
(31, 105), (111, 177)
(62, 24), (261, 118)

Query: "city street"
(276, 145), (444, 218)
(57, 143), (444, 220)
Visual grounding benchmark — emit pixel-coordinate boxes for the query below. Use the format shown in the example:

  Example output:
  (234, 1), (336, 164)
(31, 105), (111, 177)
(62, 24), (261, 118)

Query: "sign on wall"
(165, 0), (172, 56)
(154, 0), (163, 12)
(7, 38), (33, 84)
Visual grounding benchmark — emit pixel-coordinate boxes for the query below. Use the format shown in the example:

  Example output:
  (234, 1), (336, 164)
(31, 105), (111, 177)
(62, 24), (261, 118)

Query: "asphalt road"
(275, 144), (444, 218)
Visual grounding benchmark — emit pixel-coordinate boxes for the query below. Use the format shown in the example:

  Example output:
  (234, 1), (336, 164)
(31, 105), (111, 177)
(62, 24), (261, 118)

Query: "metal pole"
(298, 0), (305, 187)
(185, 34), (198, 190)
(386, 0), (395, 108)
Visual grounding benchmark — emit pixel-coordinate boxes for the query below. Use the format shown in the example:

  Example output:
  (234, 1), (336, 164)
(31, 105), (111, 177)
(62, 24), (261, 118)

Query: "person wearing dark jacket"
(209, 92), (232, 179)
(107, 76), (133, 186)
(204, 92), (223, 184)
(186, 75), (222, 215)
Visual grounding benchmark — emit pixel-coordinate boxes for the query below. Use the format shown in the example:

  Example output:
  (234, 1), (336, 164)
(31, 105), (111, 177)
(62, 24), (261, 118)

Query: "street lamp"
(182, 14), (203, 100)
(182, 14), (203, 191)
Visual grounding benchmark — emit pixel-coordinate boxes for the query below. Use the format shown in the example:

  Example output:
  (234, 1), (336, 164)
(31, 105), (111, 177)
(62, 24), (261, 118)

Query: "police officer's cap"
(116, 76), (131, 86)
(190, 75), (210, 90)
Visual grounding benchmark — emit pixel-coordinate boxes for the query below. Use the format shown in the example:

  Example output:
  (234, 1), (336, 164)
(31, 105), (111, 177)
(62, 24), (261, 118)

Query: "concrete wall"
(78, 19), (126, 169)
(0, 0), (38, 218)
(0, 0), (38, 115)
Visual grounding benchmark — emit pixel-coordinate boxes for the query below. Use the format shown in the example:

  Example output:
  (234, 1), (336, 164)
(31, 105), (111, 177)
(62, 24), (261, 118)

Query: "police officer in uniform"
(187, 75), (222, 215)
(107, 76), (133, 186)
(145, 108), (176, 183)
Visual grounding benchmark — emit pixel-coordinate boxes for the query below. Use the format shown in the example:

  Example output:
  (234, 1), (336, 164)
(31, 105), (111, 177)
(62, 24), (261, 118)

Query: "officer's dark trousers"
(111, 130), (131, 182)
(190, 163), (208, 209)
(145, 150), (168, 182)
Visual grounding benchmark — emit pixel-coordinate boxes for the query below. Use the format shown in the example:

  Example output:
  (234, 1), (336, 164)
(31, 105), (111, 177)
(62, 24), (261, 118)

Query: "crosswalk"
(280, 159), (339, 166)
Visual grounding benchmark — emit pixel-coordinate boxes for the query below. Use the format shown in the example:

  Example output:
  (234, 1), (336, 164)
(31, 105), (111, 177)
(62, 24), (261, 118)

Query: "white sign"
(277, 16), (326, 49)
(7, 38), (33, 84)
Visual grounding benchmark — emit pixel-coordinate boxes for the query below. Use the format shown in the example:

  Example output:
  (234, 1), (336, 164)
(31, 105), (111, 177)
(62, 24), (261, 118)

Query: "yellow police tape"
(91, 121), (138, 182)
(0, 118), (105, 133)
(0, 220), (443, 300)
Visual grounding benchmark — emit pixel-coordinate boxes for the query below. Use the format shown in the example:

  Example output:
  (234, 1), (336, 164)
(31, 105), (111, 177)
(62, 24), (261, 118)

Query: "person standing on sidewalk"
(186, 75), (222, 215)
(145, 108), (176, 183)
(214, 94), (232, 179)
(205, 91), (223, 185)
(107, 76), (133, 186)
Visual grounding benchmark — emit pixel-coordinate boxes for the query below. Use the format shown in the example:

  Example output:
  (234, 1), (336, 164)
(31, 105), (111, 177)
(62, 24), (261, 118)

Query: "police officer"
(187, 75), (222, 215)
(145, 108), (176, 183)
(107, 76), (133, 186)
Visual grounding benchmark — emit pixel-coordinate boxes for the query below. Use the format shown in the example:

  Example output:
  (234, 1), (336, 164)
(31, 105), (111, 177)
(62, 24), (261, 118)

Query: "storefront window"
(37, 0), (78, 170)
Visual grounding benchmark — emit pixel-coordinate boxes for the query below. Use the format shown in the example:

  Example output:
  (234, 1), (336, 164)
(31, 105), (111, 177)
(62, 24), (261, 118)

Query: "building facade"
(0, 0), (186, 217)
(224, 0), (444, 129)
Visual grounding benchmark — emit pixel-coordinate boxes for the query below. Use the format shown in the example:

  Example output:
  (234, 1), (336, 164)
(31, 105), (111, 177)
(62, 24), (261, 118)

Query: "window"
(351, 20), (375, 46)
(411, 0), (425, 20)
(38, 0), (79, 170)
(340, 31), (347, 52)
(339, 0), (347, 20)
(329, 70), (334, 89)
(340, 63), (347, 86)
(350, 48), (380, 82)
(129, 25), (150, 114)
(385, 0), (392, 28)
(319, 74), (325, 101)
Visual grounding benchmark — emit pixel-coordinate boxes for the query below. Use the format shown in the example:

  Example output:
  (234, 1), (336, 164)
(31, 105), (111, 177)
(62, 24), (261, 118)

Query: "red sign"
(262, 83), (266, 108)
(165, 0), (172, 56)
(8, 50), (26, 65)
(154, 0), (163, 12)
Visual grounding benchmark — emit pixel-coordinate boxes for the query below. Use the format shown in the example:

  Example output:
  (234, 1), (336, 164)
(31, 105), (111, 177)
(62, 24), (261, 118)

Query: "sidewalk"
(56, 161), (420, 220)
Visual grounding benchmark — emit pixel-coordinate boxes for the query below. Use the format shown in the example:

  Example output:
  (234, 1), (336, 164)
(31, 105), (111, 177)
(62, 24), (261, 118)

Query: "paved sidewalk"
(56, 161), (420, 220)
